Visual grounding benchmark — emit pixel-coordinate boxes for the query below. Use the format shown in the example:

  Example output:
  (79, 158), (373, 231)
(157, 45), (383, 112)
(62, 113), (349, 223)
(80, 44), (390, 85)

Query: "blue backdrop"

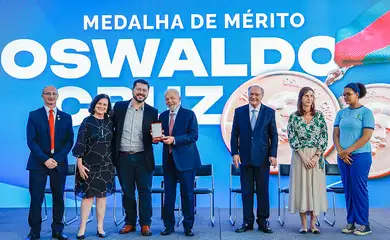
(1, 0), (389, 208)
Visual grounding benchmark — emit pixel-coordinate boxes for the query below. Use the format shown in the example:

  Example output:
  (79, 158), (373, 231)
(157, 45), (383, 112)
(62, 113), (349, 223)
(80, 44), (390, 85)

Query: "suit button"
(251, 137), (254, 140)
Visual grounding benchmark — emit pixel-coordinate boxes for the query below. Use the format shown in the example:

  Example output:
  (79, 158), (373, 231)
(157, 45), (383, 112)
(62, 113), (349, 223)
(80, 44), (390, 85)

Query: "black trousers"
(117, 151), (153, 226)
(163, 153), (196, 230)
(240, 165), (270, 226)
(28, 169), (66, 235)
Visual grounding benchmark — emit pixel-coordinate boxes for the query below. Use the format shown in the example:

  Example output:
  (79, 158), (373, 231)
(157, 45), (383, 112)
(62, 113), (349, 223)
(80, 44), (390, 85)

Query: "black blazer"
(111, 100), (158, 172)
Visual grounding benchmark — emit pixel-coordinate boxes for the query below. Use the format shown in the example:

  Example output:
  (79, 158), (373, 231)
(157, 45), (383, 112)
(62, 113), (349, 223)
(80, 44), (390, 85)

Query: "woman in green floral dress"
(287, 87), (328, 234)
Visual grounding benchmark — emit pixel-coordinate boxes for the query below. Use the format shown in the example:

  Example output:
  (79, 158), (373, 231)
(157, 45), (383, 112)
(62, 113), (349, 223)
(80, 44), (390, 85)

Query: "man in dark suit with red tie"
(26, 86), (74, 240)
(231, 85), (278, 234)
(154, 89), (201, 237)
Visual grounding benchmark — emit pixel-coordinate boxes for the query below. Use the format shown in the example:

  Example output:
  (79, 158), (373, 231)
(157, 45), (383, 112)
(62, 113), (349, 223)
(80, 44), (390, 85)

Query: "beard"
(134, 94), (146, 103)
(169, 105), (177, 111)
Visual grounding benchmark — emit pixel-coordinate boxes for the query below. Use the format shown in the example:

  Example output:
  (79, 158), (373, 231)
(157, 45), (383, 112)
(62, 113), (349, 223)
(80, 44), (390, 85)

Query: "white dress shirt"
(44, 105), (57, 127)
(249, 103), (261, 121)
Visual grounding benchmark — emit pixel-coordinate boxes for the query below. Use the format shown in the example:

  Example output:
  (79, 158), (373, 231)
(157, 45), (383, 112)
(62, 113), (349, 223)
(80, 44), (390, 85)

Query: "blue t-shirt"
(334, 106), (375, 154)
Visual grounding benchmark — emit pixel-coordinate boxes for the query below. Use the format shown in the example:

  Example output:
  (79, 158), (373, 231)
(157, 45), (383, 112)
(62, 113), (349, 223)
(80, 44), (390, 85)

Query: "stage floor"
(1, 208), (389, 239)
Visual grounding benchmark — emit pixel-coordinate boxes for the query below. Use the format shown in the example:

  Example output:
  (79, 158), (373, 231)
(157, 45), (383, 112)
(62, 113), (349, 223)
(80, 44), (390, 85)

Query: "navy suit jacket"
(159, 106), (201, 172)
(26, 107), (74, 172)
(111, 100), (158, 172)
(230, 104), (278, 167)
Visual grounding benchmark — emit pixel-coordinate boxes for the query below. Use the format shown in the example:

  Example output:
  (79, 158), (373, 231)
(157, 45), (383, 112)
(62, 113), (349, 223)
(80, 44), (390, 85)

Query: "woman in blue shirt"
(333, 82), (375, 236)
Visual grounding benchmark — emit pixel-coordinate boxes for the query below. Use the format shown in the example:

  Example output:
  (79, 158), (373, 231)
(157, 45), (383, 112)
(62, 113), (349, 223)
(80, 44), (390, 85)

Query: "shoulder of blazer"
(31, 107), (48, 120)
(178, 106), (192, 114)
(262, 104), (275, 114)
(144, 103), (158, 114)
(160, 110), (169, 119)
(30, 107), (44, 117)
(113, 101), (130, 115)
(236, 104), (248, 113)
(115, 100), (130, 109)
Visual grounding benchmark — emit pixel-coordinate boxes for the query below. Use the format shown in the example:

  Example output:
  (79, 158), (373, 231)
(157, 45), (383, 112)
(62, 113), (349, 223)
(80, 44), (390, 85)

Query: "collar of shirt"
(249, 103), (261, 113)
(129, 101), (145, 111)
(44, 105), (57, 116)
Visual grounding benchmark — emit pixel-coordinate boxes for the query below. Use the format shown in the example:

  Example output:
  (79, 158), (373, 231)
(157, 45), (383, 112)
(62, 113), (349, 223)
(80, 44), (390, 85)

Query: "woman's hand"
(308, 154), (320, 169)
(338, 149), (351, 159)
(342, 155), (353, 165)
(311, 154), (320, 162)
(338, 149), (353, 165)
(301, 155), (314, 170)
(77, 158), (90, 180)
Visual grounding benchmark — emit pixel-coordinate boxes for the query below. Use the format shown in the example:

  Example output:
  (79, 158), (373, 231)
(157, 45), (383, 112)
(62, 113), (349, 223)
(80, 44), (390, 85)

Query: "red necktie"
(169, 112), (175, 153)
(49, 109), (55, 152)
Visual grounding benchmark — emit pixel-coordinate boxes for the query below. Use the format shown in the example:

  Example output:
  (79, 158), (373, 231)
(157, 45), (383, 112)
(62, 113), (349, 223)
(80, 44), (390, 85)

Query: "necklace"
(93, 115), (105, 136)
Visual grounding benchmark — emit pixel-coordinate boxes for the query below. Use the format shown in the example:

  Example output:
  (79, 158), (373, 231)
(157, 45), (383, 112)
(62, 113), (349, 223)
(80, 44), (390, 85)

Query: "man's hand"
(44, 158), (58, 169)
(150, 129), (164, 143)
(163, 136), (175, 145)
(269, 157), (277, 169)
(233, 154), (241, 169)
(152, 134), (165, 143)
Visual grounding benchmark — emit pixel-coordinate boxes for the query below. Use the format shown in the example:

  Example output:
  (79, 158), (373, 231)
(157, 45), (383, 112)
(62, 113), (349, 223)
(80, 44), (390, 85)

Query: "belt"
(119, 150), (144, 155)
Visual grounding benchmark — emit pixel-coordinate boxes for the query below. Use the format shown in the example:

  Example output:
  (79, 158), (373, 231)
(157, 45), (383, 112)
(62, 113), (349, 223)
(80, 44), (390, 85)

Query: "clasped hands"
(301, 154), (320, 170)
(44, 158), (58, 169)
(338, 148), (353, 165)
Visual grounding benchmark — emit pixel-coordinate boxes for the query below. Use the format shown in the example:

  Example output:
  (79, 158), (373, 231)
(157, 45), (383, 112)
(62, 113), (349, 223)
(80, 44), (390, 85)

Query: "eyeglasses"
(343, 92), (356, 97)
(43, 92), (58, 97)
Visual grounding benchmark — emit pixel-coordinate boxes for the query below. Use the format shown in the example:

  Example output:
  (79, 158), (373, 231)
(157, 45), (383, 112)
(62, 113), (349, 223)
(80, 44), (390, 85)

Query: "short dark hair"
(88, 94), (112, 115)
(296, 87), (316, 116)
(133, 79), (150, 89)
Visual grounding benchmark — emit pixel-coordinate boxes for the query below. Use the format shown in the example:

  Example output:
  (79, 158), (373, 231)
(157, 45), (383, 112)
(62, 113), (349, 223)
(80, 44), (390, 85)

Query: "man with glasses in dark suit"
(26, 86), (74, 240)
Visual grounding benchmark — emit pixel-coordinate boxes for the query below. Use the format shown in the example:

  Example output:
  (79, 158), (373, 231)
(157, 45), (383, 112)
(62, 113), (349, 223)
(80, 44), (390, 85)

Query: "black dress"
(72, 115), (115, 198)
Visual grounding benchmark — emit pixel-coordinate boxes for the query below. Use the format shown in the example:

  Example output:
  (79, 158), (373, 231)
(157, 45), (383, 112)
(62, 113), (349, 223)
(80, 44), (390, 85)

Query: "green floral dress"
(287, 111), (328, 169)
(287, 110), (329, 215)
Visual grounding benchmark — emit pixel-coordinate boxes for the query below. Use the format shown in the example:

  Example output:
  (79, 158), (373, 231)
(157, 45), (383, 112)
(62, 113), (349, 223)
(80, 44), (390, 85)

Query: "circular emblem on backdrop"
(220, 71), (340, 174)
(332, 84), (390, 178)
